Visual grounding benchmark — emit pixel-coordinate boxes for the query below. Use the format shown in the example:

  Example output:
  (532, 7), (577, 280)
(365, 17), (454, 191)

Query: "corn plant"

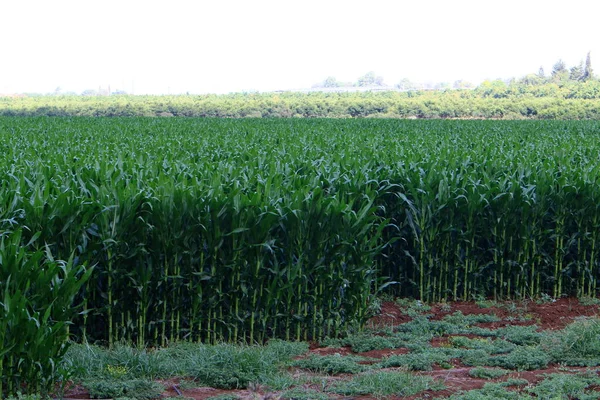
(1, 117), (600, 346)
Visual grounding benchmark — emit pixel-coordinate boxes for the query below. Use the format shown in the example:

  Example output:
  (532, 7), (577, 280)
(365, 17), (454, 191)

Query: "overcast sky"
(1, 0), (599, 94)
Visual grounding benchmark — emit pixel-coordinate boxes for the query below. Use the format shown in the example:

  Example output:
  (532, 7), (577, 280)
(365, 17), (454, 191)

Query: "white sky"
(1, 0), (599, 94)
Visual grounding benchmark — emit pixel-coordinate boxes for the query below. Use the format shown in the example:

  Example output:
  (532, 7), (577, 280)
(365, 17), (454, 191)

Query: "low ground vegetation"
(52, 299), (600, 399)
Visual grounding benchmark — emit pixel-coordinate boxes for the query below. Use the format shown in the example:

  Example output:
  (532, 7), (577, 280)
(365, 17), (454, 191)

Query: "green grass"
(327, 371), (444, 398)
(65, 340), (309, 389)
(83, 379), (164, 400)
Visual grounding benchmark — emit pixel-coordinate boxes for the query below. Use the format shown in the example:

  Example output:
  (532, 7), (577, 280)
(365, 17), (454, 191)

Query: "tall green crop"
(1, 117), (599, 346)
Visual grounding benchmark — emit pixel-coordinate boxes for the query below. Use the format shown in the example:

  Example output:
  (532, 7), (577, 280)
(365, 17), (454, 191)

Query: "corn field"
(1, 117), (599, 345)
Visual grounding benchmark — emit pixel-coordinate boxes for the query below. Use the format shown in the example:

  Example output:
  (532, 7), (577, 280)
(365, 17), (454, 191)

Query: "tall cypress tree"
(583, 52), (593, 81)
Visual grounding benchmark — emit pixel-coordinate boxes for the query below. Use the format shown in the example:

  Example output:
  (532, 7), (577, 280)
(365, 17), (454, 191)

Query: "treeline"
(3, 80), (600, 119)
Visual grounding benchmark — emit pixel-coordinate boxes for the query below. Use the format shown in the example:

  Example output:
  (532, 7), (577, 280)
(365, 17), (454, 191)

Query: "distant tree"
(477, 79), (508, 98)
(538, 66), (545, 78)
(323, 76), (341, 88)
(519, 74), (543, 85)
(397, 78), (418, 90)
(551, 59), (569, 83)
(453, 80), (474, 89)
(81, 89), (98, 96)
(570, 61), (584, 81)
(552, 59), (567, 76)
(357, 71), (384, 87)
(582, 52), (593, 81)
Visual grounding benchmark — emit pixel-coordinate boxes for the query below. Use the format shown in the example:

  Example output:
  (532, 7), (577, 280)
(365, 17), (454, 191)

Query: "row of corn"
(1, 117), (599, 345)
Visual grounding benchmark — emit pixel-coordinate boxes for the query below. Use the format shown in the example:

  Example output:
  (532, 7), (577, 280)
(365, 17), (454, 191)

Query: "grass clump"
(64, 343), (171, 380)
(486, 346), (550, 370)
(495, 325), (542, 346)
(192, 344), (284, 389)
(541, 318), (600, 365)
(83, 379), (164, 399)
(446, 382), (532, 399)
(469, 367), (511, 379)
(579, 296), (600, 306)
(379, 351), (451, 371)
(292, 354), (367, 375)
(461, 349), (492, 367)
(449, 336), (516, 354)
(525, 373), (600, 399)
(327, 370), (443, 398)
(443, 311), (501, 325)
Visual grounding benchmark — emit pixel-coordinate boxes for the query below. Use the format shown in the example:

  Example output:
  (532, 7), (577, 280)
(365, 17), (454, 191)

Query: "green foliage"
(541, 318), (600, 364)
(379, 351), (451, 371)
(3, 86), (600, 119)
(0, 229), (93, 397)
(495, 325), (542, 346)
(447, 382), (532, 399)
(486, 346), (551, 370)
(579, 296), (600, 306)
(327, 371), (443, 397)
(526, 373), (600, 399)
(3, 117), (600, 350)
(450, 336), (516, 354)
(186, 343), (294, 389)
(4, 394), (42, 400)
(65, 340), (308, 390)
(475, 299), (498, 308)
(461, 349), (492, 367)
(83, 379), (164, 399)
(443, 311), (501, 325)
